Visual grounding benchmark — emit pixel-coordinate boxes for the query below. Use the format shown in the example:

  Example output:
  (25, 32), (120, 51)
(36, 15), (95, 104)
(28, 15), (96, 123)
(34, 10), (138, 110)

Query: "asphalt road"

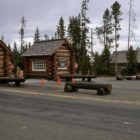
(0, 83), (140, 140)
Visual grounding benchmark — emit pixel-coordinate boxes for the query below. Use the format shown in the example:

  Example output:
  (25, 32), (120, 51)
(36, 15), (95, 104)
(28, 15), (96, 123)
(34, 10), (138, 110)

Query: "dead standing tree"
(128, 0), (137, 50)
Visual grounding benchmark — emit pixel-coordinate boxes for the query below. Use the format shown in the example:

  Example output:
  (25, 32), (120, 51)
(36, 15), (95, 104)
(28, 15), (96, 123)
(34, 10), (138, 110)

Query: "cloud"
(0, 0), (140, 51)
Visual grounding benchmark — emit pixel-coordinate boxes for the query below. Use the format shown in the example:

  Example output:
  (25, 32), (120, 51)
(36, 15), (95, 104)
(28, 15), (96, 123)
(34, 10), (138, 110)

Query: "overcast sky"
(0, 0), (140, 52)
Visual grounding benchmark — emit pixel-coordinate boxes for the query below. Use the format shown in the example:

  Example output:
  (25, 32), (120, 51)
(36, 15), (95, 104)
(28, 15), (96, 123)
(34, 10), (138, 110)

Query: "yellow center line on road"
(0, 88), (140, 106)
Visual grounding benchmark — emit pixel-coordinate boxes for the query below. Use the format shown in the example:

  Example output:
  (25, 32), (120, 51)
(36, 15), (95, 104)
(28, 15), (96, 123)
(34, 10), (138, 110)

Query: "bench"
(0, 77), (25, 86)
(64, 82), (112, 95)
(60, 74), (96, 82)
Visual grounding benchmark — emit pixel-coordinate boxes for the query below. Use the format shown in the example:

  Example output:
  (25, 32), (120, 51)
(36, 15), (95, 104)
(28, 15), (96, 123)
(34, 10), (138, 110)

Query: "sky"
(0, 0), (140, 52)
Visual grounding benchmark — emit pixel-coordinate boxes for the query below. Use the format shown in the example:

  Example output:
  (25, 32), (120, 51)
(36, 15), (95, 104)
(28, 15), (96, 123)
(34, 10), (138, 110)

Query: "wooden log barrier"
(60, 74), (96, 82)
(64, 82), (112, 95)
(116, 75), (136, 80)
(136, 75), (140, 80)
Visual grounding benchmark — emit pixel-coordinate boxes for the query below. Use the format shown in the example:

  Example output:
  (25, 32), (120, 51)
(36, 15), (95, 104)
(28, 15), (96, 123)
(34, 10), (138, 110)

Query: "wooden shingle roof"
(22, 39), (70, 57)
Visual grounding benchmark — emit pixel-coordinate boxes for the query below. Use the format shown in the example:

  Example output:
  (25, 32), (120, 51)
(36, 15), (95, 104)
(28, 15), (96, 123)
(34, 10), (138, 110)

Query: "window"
(32, 61), (46, 71)
(58, 60), (67, 70)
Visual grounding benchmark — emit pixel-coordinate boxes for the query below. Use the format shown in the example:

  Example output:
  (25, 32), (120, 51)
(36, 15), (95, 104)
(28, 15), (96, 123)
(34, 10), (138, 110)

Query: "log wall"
(24, 56), (49, 78)
(53, 45), (75, 80)
(0, 43), (12, 77)
(0, 47), (4, 76)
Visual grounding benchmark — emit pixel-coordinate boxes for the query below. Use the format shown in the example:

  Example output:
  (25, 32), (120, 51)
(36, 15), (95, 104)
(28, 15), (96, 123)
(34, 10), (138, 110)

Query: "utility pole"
(91, 28), (94, 56)
(128, 0), (132, 50)
(90, 28), (95, 74)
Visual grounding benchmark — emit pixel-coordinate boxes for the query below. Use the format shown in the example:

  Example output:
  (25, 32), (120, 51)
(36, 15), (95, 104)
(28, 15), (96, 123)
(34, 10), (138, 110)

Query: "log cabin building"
(111, 50), (140, 73)
(0, 40), (13, 77)
(22, 39), (75, 80)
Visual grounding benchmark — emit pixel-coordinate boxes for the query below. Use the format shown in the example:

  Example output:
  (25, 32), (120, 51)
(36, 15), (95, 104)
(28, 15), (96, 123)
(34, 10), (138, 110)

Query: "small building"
(22, 39), (75, 80)
(0, 40), (13, 77)
(111, 50), (140, 73)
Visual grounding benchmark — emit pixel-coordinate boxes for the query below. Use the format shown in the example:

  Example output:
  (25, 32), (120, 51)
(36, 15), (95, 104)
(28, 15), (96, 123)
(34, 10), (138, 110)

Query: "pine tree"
(24, 43), (29, 51)
(95, 8), (114, 75)
(8, 43), (11, 51)
(111, 1), (122, 76)
(13, 42), (18, 53)
(44, 34), (49, 41)
(95, 8), (113, 48)
(80, 0), (90, 74)
(19, 16), (26, 53)
(56, 17), (65, 39)
(67, 0), (90, 74)
(13, 42), (19, 68)
(101, 46), (111, 75)
(126, 46), (138, 75)
(93, 52), (103, 75)
(68, 15), (81, 72)
(54, 32), (58, 39)
(12, 42), (24, 70)
(28, 42), (31, 48)
(1, 35), (4, 41)
(51, 36), (54, 40)
(103, 9), (114, 48)
(34, 27), (40, 42)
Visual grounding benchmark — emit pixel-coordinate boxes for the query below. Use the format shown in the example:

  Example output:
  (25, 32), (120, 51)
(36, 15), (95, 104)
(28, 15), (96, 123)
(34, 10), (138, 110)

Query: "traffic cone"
(39, 78), (46, 86)
(57, 77), (61, 85)
(72, 78), (75, 84)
